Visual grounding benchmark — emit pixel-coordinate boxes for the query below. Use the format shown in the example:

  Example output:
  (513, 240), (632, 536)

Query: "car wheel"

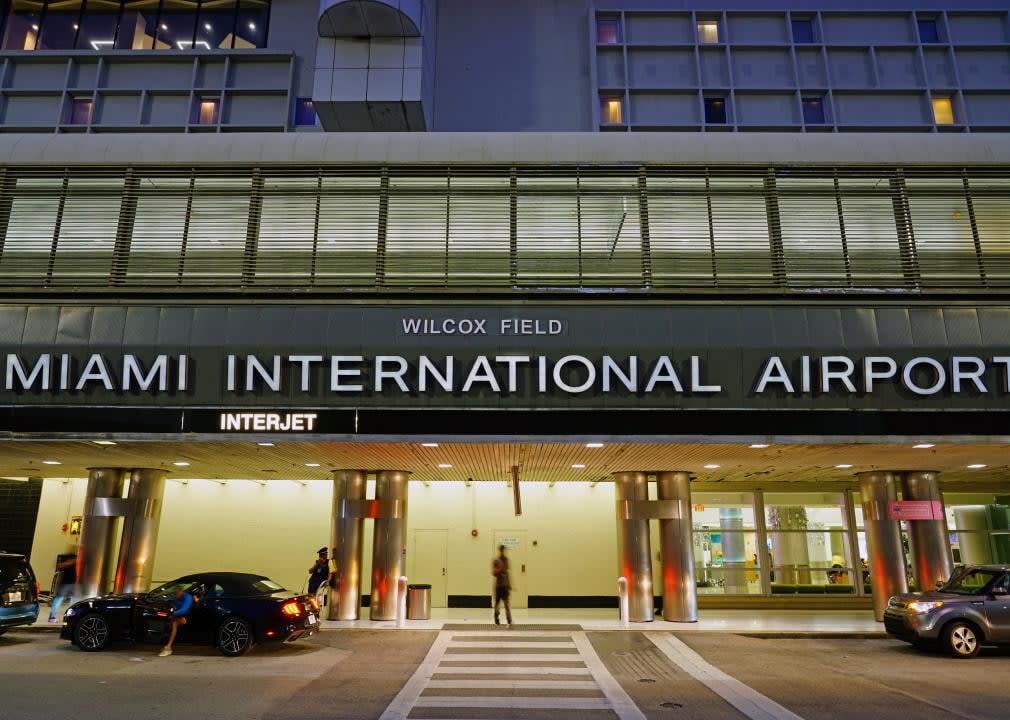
(74, 613), (111, 652)
(217, 617), (254, 657)
(944, 621), (981, 659)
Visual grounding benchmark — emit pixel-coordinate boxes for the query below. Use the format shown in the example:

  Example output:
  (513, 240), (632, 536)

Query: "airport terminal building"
(2, 0), (1010, 623)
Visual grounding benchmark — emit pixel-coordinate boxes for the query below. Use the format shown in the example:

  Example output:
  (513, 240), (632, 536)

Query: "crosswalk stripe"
(571, 631), (647, 720)
(426, 679), (600, 690)
(413, 696), (613, 710)
(446, 641), (575, 649)
(437, 653), (583, 662)
(432, 666), (593, 675)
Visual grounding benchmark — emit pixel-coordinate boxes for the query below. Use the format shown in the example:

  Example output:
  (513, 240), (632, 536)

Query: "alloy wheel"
(219, 619), (250, 655)
(951, 625), (978, 656)
(77, 615), (109, 651)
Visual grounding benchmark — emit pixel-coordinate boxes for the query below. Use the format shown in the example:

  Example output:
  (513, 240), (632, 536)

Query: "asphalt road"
(1, 629), (1009, 720)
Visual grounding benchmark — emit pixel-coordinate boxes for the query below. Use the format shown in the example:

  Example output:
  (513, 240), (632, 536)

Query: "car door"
(182, 583), (222, 643)
(983, 572), (1010, 642)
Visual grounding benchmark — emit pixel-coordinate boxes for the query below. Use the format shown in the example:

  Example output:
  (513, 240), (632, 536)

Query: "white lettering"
(821, 356), (857, 393)
(462, 356), (501, 392)
(602, 356), (637, 392)
(419, 356), (454, 392)
(289, 355), (323, 392)
(863, 356), (898, 392)
(902, 357), (946, 396)
(553, 355), (596, 394)
(994, 357), (1010, 392)
(123, 354), (168, 392)
(375, 356), (409, 392)
(331, 356), (364, 392)
(952, 356), (987, 393)
(75, 354), (114, 391)
(227, 355), (237, 392)
(495, 355), (530, 393)
(644, 356), (684, 393)
(6, 355), (51, 391)
(246, 355), (281, 392)
(178, 354), (188, 391)
(691, 356), (722, 393)
(755, 356), (794, 394)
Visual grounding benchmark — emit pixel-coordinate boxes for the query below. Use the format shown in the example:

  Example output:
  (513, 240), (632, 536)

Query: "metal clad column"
(613, 471), (654, 622)
(114, 468), (167, 594)
(901, 471), (952, 592)
(370, 470), (410, 621)
(858, 471), (908, 621)
(656, 471), (697, 622)
(329, 470), (367, 620)
(78, 468), (128, 598)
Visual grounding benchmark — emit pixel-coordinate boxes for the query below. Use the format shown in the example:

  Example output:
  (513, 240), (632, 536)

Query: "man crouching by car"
(159, 586), (195, 657)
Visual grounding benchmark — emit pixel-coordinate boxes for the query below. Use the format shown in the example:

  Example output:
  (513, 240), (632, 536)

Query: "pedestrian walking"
(491, 545), (513, 627)
(308, 547), (330, 604)
(158, 586), (195, 657)
(48, 550), (79, 623)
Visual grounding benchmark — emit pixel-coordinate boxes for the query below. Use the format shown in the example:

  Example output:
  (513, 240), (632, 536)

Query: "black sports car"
(60, 572), (320, 656)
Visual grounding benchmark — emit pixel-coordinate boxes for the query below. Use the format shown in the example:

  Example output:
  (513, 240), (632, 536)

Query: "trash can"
(406, 584), (431, 620)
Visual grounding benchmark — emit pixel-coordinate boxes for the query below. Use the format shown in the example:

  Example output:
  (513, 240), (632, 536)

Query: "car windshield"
(940, 568), (1001, 595)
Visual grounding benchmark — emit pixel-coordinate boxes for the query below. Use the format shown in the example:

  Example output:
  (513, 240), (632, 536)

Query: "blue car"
(0, 552), (40, 635)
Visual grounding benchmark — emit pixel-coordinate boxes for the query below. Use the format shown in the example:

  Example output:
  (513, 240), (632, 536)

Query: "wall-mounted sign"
(218, 412), (318, 432)
(888, 500), (945, 521)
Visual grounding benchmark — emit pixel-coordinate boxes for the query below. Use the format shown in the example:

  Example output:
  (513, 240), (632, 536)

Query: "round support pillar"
(78, 468), (128, 599)
(858, 471), (908, 621)
(114, 468), (167, 594)
(613, 471), (654, 622)
(370, 470), (410, 621)
(329, 470), (368, 620)
(901, 471), (952, 592)
(656, 471), (697, 623)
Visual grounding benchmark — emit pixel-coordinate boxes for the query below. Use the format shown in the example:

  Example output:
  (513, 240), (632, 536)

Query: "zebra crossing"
(380, 628), (646, 720)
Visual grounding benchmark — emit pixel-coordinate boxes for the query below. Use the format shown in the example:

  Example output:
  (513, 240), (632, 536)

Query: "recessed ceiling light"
(703, 464), (720, 469)
(835, 464), (853, 469)
(422, 443), (439, 448)
(304, 463), (321, 468)
(42, 460), (61, 466)
(572, 463), (586, 469)
(249, 22), (257, 30)
(173, 461), (190, 467)
(585, 443), (604, 448)
(967, 464), (987, 469)
(437, 463), (452, 469)
(257, 442), (275, 447)
(913, 443), (935, 449)
(93, 440), (116, 446)
(750, 444), (770, 449)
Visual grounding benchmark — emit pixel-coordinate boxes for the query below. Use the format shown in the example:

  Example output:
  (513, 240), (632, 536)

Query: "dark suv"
(885, 564), (1010, 658)
(0, 552), (40, 635)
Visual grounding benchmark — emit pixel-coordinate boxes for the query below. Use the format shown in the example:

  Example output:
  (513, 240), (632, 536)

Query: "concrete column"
(329, 470), (367, 620)
(719, 508), (749, 593)
(656, 471), (697, 622)
(858, 471), (908, 621)
(901, 471), (952, 591)
(114, 468), (167, 594)
(613, 471), (654, 622)
(77, 468), (128, 598)
(370, 470), (410, 621)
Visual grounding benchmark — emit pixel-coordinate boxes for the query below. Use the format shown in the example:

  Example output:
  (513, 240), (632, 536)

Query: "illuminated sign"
(218, 412), (319, 432)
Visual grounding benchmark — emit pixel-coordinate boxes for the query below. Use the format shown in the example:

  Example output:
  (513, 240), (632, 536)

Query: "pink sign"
(888, 500), (944, 521)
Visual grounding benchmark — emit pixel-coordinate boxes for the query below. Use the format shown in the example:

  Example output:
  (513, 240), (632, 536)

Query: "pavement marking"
(380, 629), (646, 720)
(646, 633), (805, 720)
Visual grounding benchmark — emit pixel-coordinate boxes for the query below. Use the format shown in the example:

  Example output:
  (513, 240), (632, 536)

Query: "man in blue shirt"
(158, 587), (195, 657)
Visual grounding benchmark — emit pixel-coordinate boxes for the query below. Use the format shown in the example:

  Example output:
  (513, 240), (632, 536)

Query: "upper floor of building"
(1, 1), (1010, 133)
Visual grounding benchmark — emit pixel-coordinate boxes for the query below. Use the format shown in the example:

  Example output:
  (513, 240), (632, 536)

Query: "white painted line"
(646, 633), (805, 720)
(571, 631), (647, 720)
(414, 696), (612, 710)
(447, 641), (574, 649)
(378, 631), (452, 720)
(438, 653), (584, 662)
(432, 666), (593, 675)
(426, 679), (600, 690)
(449, 630), (579, 637)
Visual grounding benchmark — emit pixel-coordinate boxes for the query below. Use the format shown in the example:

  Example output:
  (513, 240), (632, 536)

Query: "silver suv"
(885, 565), (1010, 658)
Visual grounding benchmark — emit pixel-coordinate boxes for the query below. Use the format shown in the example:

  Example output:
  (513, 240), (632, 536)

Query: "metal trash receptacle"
(406, 584), (431, 620)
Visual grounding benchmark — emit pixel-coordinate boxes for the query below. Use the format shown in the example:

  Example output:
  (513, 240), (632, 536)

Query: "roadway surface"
(1, 629), (1009, 719)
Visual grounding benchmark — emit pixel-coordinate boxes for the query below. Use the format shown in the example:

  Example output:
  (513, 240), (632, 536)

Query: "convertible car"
(60, 572), (320, 656)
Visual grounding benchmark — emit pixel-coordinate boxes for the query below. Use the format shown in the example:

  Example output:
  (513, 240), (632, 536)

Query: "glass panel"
(77, 0), (121, 50)
(68, 98), (93, 125)
(965, 178), (1010, 285)
(905, 177), (978, 285)
(648, 175), (714, 286)
(315, 175), (379, 284)
(233, 0), (268, 48)
(50, 176), (124, 281)
(792, 18), (815, 43)
(118, 0), (160, 49)
(195, 98), (219, 124)
(385, 175), (448, 285)
(708, 176), (771, 284)
(704, 97), (727, 124)
(255, 176), (317, 284)
(129, 175), (192, 283)
(692, 492), (757, 528)
(516, 176), (579, 285)
(2, 1), (44, 50)
(801, 97), (825, 124)
(37, 3), (81, 50)
(693, 531), (761, 594)
(944, 493), (1010, 564)
(601, 97), (623, 125)
(196, 0), (237, 49)
(918, 18), (940, 44)
(778, 176), (848, 286)
(447, 175), (510, 285)
(836, 177), (904, 286)
(597, 17), (620, 44)
(293, 97), (316, 126)
(0, 177), (63, 282)
(697, 20), (719, 44)
(156, 0), (199, 50)
(580, 175), (642, 286)
(182, 176), (250, 282)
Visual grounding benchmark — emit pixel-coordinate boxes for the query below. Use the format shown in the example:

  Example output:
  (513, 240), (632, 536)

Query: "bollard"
(397, 575), (408, 627)
(618, 576), (629, 629)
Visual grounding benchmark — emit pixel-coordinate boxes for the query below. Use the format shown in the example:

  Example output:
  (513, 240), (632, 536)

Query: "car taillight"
(281, 600), (302, 617)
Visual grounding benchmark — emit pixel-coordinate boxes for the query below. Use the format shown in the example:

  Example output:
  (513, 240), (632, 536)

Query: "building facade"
(2, 1), (1010, 623)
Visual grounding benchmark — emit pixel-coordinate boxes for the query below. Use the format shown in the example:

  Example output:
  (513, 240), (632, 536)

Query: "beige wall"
(30, 477), (622, 599)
